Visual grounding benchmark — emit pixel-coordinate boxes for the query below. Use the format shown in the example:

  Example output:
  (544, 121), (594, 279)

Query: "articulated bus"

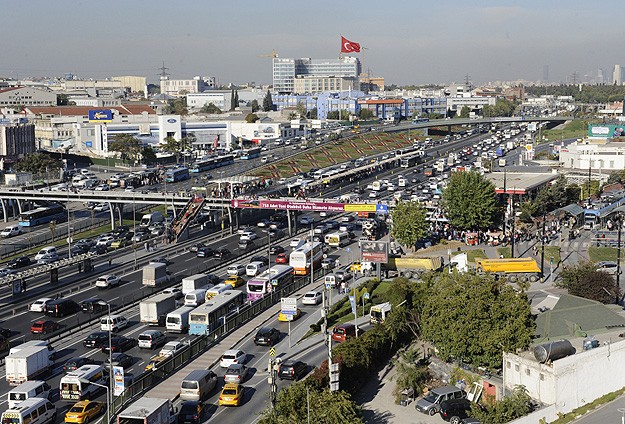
(246, 265), (294, 302)
(59, 365), (106, 401)
(188, 290), (245, 336)
(18, 204), (66, 227)
(240, 147), (262, 160)
(289, 242), (323, 275)
(165, 167), (190, 183)
(190, 155), (235, 173)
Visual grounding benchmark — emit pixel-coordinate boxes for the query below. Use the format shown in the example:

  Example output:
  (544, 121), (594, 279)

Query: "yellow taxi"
(278, 308), (301, 322)
(349, 261), (361, 272)
(219, 383), (245, 406)
(224, 275), (245, 288)
(145, 354), (169, 372)
(64, 400), (104, 424)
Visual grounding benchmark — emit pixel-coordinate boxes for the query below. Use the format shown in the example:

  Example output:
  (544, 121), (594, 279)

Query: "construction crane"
(258, 49), (279, 59)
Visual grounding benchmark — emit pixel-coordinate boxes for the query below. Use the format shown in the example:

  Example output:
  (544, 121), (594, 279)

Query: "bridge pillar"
(0, 199), (6, 222)
(17, 200), (23, 215)
(227, 207), (235, 235)
(447, 125), (452, 136)
(108, 204), (115, 230)
(287, 210), (293, 236)
(115, 204), (123, 226)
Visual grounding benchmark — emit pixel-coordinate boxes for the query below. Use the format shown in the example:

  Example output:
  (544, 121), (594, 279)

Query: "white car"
(239, 230), (257, 241)
(94, 203), (110, 212)
(96, 236), (115, 247)
(159, 341), (187, 358)
(95, 274), (120, 289)
(227, 264), (246, 276)
(302, 291), (322, 305)
(0, 225), (21, 238)
(219, 349), (246, 368)
(30, 297), (53, 313)
(290, 238), (303, 248)
(94, 184), (109, 191)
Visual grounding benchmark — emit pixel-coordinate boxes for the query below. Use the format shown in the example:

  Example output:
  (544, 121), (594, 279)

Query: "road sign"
(281, 297), (297, 315)
(269, 347), (276, 357)
(345, 247), (351, 252)
(363, 292), (370, 300)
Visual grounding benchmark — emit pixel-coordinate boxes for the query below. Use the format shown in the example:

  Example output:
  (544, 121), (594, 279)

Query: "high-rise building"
(597, 68), (605, 85)
(613, 65), (622, 85)
(272, 56), (361, 94)
(543, 65), (549, 83)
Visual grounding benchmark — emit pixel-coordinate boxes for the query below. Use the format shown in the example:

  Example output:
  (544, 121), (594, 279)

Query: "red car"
(275, 253), (288, 264)
(31, 320), (61, 334)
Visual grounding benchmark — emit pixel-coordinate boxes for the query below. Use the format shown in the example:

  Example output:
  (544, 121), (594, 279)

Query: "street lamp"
(97, 300), (113, 419)
(78, 378), (110, 423)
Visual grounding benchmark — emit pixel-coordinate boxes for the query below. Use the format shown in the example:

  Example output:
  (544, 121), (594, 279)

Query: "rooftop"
(486, 171), (559, 194)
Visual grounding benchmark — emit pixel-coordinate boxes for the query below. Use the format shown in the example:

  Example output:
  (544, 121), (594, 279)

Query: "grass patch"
(462, 249), (487, 263)
(544, 246), (561, 265)
(550, 385), (625, 424)
(588, 246), (617, 263)
(497, 247), (511, 258)
(540, 119), (598, 144)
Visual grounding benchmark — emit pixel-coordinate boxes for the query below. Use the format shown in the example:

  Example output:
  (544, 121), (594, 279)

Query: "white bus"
(246, 265), (294, 302)
(59, 364), (106, 402)
(289, 242), (323, 275)
(324, 231), (350, 247)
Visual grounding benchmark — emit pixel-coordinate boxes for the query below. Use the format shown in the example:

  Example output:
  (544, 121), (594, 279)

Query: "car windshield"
(69, 406), (85, 413)
(180, 404), (197, 413)
(422, 392), (440, 403)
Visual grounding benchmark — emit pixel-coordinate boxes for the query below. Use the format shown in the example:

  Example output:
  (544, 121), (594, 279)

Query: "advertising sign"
(589, 124), (625, 138)
(344, 204), (376, 212)
(348, 295), (357, 316)
(113, 366), (125, 396)
(88, 109), (113, 123)
(260, 200), (344, 212)
(361, 240), (388, 263)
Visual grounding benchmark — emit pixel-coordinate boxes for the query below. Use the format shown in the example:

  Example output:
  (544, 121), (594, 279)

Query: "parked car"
(223, 364), (249, 384)
(254, 327), (280, 346)
(439, 398), (474, 423)
(278, 360), (308, 380)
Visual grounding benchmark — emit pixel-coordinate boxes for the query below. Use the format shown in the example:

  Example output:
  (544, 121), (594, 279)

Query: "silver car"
(224, 363), (249, 384)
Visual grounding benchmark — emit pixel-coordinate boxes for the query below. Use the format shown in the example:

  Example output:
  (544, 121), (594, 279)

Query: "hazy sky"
(2, 0), (625, 86)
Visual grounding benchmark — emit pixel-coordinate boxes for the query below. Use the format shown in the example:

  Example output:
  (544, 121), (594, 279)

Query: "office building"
(273, 56), (361, 94)
(613, 65), (622, 85)
(0, 123), (36, 161)
(0, 86), (57, 107)
(160, 76), (217, 97)
(112, 76), (148, 94)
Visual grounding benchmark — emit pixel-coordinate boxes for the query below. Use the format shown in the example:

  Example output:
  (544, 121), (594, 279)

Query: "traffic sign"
(345, 247), (351, 252)
(281, 297), (297, 315)
(269, 347), (276, 357)
(363, 292), (370, 300)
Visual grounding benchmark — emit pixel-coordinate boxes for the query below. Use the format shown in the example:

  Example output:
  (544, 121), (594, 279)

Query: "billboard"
(113, 366), (125, 395)
(361, 240), (388, 263)
(588, 124), (625, 138)
(230, 199), (381, 213)
(88, 109), (113, 123)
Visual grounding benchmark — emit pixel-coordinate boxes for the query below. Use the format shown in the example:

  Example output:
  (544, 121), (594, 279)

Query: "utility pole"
(617, 215), (622, 304)
(540, 213), (546, 281)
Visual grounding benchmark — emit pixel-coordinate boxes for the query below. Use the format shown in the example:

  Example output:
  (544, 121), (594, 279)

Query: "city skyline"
(2, 0), (625, 86)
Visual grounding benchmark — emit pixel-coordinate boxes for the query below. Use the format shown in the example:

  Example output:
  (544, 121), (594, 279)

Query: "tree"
(392, 348), (430, 404)
(200, 103), (222, 114)
(263, 90), (274, 112)
(14, 152), (62, 174)
(459, 106), (470, 118)
(250, 99), (260, 113)
(140, 146), (157, 165)
(421, 272), (534, 370)
(258, 381), (363, 424)
(358, 109), (374, 120)
(234, 90), (239, 108)
(295, 102), (307, 118)
(308, 107), (318, 119)
(163, 97), (188, 115)
(442, 171), (499, 230)
(108, 134), (141, 162)
(556, 261), (620, 303)
(230, 89), (235, 111)
(471, 385), (532, 423)
(390, 201), (428, 251)
(245, 113), (259, 123)
(56, 94), (69, 106)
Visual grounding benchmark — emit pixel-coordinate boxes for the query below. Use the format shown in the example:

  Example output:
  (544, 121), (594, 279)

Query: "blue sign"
(88, 109), (113, 122)
(167, 118), (177, 123)
(0, 119), (10, 125)
(85, 141), (93, 148)
(18, 118), (28, 124)
(376, 204), (389, 214)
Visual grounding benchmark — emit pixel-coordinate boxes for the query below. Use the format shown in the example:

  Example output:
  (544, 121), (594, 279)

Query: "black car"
(196, 246), (215, 258)
(89, 245), (108, 255)
(251, 256), (269, 265)
(269, 245), (285, 255)
(71, 243), (91, 255)
(213, 247), (231, 260)
(278, 360), (308, 380)
(0, 327), (12, 338)
(112, 225), (129, 236)
(254, 327), (280, 346)
(6, 256), (31, 269)
(64, 357), (94, 371)
(102, 336), (137, 353)
(238, 239), (255, 251)
(439, 398), (473, 423)
(44, 299), (80, 317)
(105, 352), (134, 369)
(83, 331), (109, 348)
(80, 297), (107, 314)
(177, 401), (205, 424)
(206, 274), (221, 285)
(189, 242), (206, 253)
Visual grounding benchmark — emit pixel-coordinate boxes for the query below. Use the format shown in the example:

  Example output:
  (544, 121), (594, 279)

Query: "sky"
(2, 0), (625, 86)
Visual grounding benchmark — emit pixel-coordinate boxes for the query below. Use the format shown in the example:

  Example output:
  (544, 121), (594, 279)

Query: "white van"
(205, 283), (231, 301)
(246, 261), (268, 277)
(184, 289), (208, 307)
(7, 381), (52, 408)
(324, 274), (338, 288)
(166, 306), (195, 333)
(1, 397), (56, 424)
(100, 314), (128, 332)
(34, 247), (57, 261)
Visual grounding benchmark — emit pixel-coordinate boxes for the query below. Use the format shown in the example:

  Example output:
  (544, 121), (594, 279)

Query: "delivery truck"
(140, 293), (176, 326)
(142, 263), (169, 287)
(117, 397), (175, 424)
(6, 346), (52, 385)
(386, 257), (443, 279)
(181, 274), (209, 295)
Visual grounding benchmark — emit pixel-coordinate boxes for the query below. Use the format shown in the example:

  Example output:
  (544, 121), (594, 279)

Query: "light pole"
(132, 191), (137, 269)
(310, 224), (315, 287)
(67, 191), (72, 258)
(79, 378), (110, 423)
(97, 300), (113, 419)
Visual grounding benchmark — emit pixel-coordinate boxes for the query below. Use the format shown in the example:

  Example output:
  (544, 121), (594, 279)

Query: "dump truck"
(117, 397), (174, 424)
(140, 293), (177, 326)
(386, 257), (443, 278)
(475, 257), (541, 282)
(6, 345), (52, 385)
(142, 263), (169, 287)
(370, 302), (392, 324)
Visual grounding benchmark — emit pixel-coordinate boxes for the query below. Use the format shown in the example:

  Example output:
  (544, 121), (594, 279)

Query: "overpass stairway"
(170, 195), (206, 242)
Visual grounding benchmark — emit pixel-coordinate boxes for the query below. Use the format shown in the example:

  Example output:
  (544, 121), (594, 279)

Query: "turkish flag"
(341, 36), (361, 53)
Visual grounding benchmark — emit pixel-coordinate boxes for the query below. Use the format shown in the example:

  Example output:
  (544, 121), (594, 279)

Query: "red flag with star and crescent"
(341, 36), (361, 53)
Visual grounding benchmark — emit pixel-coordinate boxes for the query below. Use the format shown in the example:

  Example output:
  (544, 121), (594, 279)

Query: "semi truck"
(475, 258), (541, 282)
(6, 345), (52, 385)
(117, 397), (175, 424)
(386, 257), (443, 278)
(181, 274), (210, 295)
(140, 293), (177, 326)
(142, 263), (169, 287)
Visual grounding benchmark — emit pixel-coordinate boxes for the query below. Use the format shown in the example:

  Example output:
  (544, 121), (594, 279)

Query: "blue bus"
(240, 147), (262, 160)
(19, 204), (66, 227)
(189, 290), (245, 336)
(190, 155), (234, 173)
(165, 167), (190, 183)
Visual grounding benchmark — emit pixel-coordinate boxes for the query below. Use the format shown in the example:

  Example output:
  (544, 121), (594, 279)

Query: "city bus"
(289, 242), (324, 275)
(18, 204), (66, 227)
(165, 167), (190, 183)
(246, 265), (294, 302)
(59, 364), (106, 401)
(190, 155), (234, 173)
(400, 156), (418, 168)
(188, 290), (245, 336)
(325, 231), (351, 248)
(240, 147), (262, 160)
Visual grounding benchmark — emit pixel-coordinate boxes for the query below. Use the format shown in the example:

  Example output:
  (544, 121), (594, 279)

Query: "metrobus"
(240, 147), (262, 160)
(165, 167), (190, 183)
(289, 242), (324, 275)
(59, 364), (106, 401)
(190, 155), (235, 173)
(412, 117), (429, 124)
(246, 265), (294, 302)
(325, 231), (351, 247)
(188, 290), (245, 336)
(18, 204), (66, 227)
(400, 156), (418, 168)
